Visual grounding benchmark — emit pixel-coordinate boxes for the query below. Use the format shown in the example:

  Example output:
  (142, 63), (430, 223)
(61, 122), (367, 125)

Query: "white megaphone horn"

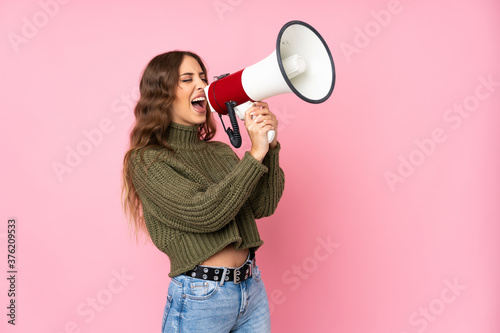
(204, 20), (336, 148)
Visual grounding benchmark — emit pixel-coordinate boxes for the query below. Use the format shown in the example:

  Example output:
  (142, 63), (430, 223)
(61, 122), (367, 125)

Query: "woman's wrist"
(249, 148), (266, 162)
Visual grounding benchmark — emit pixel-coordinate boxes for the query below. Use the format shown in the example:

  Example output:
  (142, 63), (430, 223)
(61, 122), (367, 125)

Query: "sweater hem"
(167, 238), (264, 278)
(168, 236), (242, 278)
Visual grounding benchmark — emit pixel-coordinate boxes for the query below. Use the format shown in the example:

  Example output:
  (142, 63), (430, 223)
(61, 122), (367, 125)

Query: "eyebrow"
(180, 72), (206, 76)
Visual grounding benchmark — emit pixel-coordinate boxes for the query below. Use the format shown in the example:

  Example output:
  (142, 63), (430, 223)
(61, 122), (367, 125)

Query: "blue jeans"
(161, 264), (271, 332)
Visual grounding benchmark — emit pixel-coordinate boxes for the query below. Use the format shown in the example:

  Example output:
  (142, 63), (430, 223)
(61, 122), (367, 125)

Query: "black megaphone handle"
(220, 101), (242, 148)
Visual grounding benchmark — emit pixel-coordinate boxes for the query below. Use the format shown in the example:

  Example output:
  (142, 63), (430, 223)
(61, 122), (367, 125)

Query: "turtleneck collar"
(166, 122), (207, 150)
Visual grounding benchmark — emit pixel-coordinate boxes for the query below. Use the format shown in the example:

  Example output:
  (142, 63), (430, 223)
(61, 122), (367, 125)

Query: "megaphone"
(204, 20), (336, 148)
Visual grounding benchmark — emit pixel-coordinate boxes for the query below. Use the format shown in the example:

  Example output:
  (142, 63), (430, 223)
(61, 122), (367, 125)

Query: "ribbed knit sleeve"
(131, 148), (268, 234)
(248, 142), (285, 218)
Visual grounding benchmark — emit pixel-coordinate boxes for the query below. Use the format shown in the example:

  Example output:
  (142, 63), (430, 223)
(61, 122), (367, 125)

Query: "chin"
(187, 116), (206, 126)
(192, 110), (207, 124)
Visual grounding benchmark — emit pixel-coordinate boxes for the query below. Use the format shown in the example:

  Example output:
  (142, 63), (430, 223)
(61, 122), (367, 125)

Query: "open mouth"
(191, 96), (206, 113)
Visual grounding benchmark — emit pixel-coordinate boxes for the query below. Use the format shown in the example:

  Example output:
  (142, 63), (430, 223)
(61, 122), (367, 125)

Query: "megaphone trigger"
(233, 101), (254, 120)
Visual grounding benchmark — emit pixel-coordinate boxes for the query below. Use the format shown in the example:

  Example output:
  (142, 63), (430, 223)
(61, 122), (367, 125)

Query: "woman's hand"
(244, 102), (278, 162)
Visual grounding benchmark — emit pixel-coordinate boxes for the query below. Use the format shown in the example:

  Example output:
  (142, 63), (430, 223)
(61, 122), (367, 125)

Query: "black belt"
(183, 250), (256, 284)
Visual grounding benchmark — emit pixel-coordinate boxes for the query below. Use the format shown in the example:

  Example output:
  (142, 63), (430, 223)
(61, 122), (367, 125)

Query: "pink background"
(2, 0), (499, 332)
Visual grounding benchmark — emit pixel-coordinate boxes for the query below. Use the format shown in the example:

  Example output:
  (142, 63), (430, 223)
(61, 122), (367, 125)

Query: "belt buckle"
(233, 263), (252, 284)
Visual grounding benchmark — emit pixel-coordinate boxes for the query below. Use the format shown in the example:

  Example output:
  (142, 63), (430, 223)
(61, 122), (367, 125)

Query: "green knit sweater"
(131, 122), (285, 277)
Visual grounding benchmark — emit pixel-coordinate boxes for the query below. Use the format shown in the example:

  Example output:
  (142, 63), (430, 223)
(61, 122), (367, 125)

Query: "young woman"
(122, 51), (285, 332)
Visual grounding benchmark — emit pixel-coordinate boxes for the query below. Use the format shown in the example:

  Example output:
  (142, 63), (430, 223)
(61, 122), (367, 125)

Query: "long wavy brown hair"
(122, 51), (217, 241)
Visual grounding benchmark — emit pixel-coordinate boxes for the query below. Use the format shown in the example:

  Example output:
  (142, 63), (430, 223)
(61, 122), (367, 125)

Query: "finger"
(254, 112), (276, 123)
(253, 101), (268, 109)
(245, 108), (252, 123)
(262, 119), (277, 127)
(245, 106), (258, 124)
(248, 115), (270, 129)
(253, 120), (275, 132)
(250, 102), (270, 113)
(252, 107), (275, 121)
(245, 103), (264, 121)
(250, 107), (272, 118)
(253, 114), (267, 123)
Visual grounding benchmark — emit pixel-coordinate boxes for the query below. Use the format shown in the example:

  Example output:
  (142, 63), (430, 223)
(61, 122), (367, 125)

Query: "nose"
(195, 75), (207, 89)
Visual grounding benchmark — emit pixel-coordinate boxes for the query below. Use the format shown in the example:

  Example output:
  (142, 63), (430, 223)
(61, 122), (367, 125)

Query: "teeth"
(191, 97), (206, 102)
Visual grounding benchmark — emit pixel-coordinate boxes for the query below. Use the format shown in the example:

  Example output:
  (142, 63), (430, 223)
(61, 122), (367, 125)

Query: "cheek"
(173, 94), (188, 107)
(177, 89), (191, 104)
(175, 86), (185, 98)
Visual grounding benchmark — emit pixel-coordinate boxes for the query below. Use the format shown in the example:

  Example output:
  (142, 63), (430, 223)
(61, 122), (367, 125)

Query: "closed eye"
(180, 72), (207, 84)
(181, 78), (208, 83)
